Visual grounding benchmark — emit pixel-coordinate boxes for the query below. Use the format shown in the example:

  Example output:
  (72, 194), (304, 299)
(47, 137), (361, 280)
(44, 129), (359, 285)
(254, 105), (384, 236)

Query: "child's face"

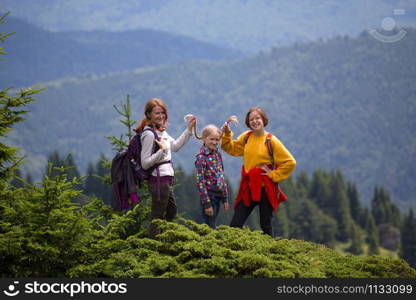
(248, 111), (264, 131)
(204, 131), (220, 151)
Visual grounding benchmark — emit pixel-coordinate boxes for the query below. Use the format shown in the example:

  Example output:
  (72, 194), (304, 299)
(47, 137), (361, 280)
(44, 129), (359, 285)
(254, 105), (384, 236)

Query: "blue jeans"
(201, 192), (224, 229)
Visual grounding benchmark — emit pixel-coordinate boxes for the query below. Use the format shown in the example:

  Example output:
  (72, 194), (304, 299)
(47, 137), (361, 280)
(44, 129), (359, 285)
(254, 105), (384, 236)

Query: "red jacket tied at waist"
(235, 166), (287, 212)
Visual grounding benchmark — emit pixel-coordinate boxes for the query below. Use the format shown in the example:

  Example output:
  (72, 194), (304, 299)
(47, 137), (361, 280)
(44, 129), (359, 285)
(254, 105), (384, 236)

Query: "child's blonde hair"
(196, 124), (221, 140)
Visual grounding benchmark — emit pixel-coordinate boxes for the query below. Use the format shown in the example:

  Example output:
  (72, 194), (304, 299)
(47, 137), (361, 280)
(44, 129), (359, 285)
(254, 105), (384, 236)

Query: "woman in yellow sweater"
(221, 107), (296, 236)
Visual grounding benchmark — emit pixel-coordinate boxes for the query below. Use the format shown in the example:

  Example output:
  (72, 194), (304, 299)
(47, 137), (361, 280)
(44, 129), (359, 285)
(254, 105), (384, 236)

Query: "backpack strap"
(243, 131), (253, 144)
(245, 131), (275, 169)
(265, 133), (275, 169)
(143, 127), (160, 150)
(142, 127), (175, 201)
(143, 126), (158, 137)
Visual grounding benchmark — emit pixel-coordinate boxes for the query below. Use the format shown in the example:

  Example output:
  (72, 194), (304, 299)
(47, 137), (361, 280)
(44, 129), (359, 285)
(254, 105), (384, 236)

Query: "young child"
(194, 124), (229, 228)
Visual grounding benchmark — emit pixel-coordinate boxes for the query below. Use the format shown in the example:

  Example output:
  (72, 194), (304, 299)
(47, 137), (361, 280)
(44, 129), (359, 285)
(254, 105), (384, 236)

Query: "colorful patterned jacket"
(194, 146), (228, 209)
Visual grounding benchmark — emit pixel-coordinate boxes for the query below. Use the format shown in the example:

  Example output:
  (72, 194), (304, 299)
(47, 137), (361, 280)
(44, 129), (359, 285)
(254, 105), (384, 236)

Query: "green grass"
(67, 218), (415, 278)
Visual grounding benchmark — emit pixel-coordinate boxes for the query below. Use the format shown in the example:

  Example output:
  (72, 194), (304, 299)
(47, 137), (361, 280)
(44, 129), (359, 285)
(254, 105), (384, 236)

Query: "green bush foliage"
(3, 174), (415, 278)
(67, 216), (416, 278)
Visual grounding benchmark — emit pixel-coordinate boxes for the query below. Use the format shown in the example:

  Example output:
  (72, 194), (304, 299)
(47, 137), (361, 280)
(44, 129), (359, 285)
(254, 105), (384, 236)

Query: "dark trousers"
(230, 188), (274, 236)
(147, 181), (177, 239)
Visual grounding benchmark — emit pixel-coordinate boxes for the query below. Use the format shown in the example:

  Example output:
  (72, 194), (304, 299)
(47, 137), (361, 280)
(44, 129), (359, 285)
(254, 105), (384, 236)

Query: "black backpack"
(110, 127), (161, 211)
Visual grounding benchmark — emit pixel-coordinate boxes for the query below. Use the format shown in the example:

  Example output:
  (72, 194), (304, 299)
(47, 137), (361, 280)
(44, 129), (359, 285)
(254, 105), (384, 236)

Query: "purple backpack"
(111, 127), (160, 211)
(128, 127), (160, 182)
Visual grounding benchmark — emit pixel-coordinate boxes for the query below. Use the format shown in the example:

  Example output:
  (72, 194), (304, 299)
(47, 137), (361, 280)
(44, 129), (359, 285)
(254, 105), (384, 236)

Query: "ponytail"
(135, 117), (151, 132)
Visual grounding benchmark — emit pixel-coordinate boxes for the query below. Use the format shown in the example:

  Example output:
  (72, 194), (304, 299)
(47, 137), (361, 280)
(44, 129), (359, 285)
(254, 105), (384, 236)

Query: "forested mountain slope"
(9, 29), (416, 209)
(0, 17), (240, 87)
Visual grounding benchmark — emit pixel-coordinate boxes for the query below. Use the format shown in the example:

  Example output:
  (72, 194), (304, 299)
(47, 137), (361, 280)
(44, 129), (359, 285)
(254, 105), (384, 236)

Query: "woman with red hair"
(137, 98), (196, 239)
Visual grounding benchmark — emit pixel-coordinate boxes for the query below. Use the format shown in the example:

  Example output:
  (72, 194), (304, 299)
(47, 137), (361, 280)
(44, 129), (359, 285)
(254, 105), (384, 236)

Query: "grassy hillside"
(0, 17), (240, 87)
(68, 217), (416, 278)
(3, 0), (416, 52)
(9, 29), (416, 210)
(2, 186), (415, 278)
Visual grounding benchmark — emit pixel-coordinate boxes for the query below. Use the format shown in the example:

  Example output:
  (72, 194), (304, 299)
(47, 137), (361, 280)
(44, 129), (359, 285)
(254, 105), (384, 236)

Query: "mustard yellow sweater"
(221, 130), (296, 183)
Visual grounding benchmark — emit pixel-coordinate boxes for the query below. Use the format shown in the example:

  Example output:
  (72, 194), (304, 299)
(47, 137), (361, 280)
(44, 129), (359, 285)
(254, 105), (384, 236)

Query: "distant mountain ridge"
(0, 17), (241, 87)
(2, 0), (416, 52)
(8, 28), (416, 210)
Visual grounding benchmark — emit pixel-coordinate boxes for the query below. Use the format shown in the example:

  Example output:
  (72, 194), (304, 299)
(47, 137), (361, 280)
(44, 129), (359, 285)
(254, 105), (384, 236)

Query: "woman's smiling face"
(248, 110), (264, 131)
(149, 105), (166, 126)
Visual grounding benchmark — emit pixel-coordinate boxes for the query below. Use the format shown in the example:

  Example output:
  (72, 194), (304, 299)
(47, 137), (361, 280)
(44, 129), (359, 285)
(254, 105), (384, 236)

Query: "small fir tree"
(400, 210), (416, 268)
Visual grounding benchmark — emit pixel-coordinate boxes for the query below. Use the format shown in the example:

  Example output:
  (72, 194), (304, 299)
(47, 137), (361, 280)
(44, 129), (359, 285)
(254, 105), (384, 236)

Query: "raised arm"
(170, 128), (193, 152)
(221, 130), (247, 157)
